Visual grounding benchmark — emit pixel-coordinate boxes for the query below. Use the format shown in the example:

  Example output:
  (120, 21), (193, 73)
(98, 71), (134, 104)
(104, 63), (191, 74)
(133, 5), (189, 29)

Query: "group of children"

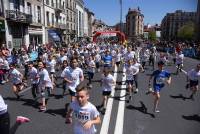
(0, 42), (200, 134)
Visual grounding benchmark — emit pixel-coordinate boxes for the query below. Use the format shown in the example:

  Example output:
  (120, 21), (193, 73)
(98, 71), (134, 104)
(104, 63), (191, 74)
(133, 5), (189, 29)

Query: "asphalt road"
(0, 57), (200, 134)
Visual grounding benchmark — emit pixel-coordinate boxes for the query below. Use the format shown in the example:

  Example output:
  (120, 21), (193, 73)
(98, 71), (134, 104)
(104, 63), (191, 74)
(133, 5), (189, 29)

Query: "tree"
(177, 22), (195, 41)
(148, 31), (156, 41)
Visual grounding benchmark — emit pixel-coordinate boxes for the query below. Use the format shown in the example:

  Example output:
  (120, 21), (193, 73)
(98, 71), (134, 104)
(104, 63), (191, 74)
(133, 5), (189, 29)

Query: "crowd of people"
(0, 40), (200, 134)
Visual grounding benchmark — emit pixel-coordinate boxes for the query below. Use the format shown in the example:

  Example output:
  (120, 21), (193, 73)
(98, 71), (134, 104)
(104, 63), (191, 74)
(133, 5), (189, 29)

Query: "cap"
(27, 61), (34, 65)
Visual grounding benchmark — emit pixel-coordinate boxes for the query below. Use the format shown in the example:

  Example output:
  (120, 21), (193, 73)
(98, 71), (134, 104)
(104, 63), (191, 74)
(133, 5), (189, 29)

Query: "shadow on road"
(10, 122), (21, 134)
(169, 94), (192, 101)
(3, 97), (39, 108)
(44, 103), (69, 117)
(126, 101), (155, 118)
(182, 114), (200, 123)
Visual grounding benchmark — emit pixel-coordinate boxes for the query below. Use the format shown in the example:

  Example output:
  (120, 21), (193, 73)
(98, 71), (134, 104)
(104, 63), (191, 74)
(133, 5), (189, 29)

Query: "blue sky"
(84, 0), (198, 26)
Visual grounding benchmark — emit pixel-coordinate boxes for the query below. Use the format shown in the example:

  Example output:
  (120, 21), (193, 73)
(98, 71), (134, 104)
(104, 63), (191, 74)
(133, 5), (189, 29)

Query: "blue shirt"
(103, 55), (112, 67)
(152, 70), (170, 89)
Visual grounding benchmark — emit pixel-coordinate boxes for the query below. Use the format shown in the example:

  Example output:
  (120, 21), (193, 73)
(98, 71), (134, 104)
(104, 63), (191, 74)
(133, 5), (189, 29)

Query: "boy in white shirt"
(125, 59), (139, 103)
(186, 63), (200, 100)
(66, 83), (101, 134)
(63, 58), (84, 102)
(28, 61), (39, 100)
(100, 67), (116, 114)
(176, 51), (184, 75)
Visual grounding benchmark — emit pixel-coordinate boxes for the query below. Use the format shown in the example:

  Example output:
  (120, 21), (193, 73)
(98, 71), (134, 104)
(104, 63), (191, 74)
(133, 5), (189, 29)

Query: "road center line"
(114, 68), (126, 134)
(100, 66), (118, 134)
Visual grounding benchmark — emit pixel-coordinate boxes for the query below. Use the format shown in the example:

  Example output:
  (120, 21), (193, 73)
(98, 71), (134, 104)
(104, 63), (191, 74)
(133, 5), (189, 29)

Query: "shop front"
(0, 19), (5, 47)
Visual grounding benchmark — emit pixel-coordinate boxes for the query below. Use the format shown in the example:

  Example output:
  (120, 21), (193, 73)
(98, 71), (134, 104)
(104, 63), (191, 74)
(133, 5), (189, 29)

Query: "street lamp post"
(119, 0), (122, 44)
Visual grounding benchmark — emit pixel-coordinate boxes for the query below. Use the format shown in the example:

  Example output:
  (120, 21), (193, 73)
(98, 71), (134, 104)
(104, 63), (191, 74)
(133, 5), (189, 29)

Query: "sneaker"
(101, 108), (106, 115)
(134, 88), (139, 93)
(154, 109), (160, 113)
(16, 116), (30, 123)
(1, 80), (6, 84)
(88, 84), (93, 88)
(39, 106), (47, 111)
(146, 88), (153, 95)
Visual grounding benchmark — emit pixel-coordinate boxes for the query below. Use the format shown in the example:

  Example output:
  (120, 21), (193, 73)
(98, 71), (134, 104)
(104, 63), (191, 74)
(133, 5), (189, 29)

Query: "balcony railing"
(55, 3), (64, 15)
(5, 10), (32, 24)
(53, 23), (66, 29)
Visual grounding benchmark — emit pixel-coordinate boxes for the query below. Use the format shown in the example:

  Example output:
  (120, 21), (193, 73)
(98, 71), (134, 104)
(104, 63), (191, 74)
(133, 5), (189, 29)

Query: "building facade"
(66, 0), (76, 44)
(44, 0), (67, 46)
(4, 0), (32, 49)
(25, 0), (43, 48)
(0, 0), (5, 47)
(75, 0), (84, 40)
(161, 10), (196, 41)
(126, 8), (144, 41)
(83, 8), (94, 39)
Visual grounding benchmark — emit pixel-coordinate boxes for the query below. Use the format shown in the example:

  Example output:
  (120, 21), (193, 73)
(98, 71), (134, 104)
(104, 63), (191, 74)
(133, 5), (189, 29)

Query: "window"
(66, 0), (68, 8)
(46, 0), (49, 5)
(51, 0), (54, 7)
(46, 11), (50, 26)
(52, 13), (54, 25)
(37, 6), (41, 23)
(63, 1), (65, 9)
(27, 2), (31, 14)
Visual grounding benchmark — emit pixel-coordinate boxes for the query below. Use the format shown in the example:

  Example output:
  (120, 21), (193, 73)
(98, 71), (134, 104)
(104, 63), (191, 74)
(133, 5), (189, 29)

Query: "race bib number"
(74, 111), (89, 124)
(156, 77), (165, 84)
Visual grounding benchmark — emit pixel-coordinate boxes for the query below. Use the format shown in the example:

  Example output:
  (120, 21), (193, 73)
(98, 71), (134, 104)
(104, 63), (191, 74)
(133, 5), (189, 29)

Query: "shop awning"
(48, 30), (61, 42)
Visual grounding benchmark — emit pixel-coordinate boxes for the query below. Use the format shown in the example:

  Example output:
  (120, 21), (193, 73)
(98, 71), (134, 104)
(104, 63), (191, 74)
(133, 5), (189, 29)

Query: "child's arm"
(83, 116), (101, 129)
(65, 109), (73, 124)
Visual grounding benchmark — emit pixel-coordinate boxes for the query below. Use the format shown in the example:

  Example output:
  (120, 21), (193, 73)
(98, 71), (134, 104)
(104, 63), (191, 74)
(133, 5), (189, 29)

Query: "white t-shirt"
(187, 69), (200, 81)
(38, 68), (52, 89)
(0, 95), (7, 112)
(59, 55), (68, 64)
(9, 68), (22, 84)
(115, 53), (122, 62)
(60, 66), (69, 78)
(176, 54), (184, 64)
(28, 67), (39, 84)
(95, 54), (101, 62)
(101, 74), (115, 92)
(88, 60), (95, 73)
(124, 51), (135, 62)
(46, 59), (56, 73)
(70, 101), (100, 134)
(125, 65), (139, 80)
(0, 57), (4, 69)
(63, 67), (84, 92)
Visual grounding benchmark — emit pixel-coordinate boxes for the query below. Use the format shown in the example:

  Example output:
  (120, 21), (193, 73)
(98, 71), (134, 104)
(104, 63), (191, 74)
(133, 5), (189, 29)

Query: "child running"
(8, 63), (24, 99)
(66, 83), (101, 134)
(146, 61), (171, 113)
(186, 63), (200, 100)
(100, 67), (116, 114)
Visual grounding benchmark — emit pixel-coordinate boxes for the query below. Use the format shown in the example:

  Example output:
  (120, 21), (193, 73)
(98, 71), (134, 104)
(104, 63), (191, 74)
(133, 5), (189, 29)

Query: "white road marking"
(114, 68), (126, 134)
(175, 66), (187, 74)
(100, 66), (118, 134)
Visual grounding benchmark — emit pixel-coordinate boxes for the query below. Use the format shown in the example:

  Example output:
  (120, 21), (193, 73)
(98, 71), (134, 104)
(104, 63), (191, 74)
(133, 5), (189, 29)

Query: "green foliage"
(148, 31), (156, 41)
(177, 22), (195, 40)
